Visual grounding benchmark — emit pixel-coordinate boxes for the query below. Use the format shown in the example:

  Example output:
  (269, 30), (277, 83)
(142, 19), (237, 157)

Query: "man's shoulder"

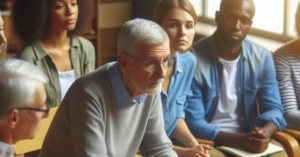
(243, 38), (271, 56)
(192, 35), (212, 50)
(74, 62), (114, 88)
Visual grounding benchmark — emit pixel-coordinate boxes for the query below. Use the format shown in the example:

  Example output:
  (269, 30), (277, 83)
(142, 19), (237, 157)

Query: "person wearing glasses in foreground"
(0, 59), (49, 156)
(40, 19), (178, 157)
(153, 0), (214, 157)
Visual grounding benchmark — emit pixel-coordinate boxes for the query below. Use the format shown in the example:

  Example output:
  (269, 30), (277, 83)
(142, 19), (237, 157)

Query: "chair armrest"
(284, 128), (300, 140)
(196, 138), (214, 147)
(274, 131), (300, 157)
(135, 153), (142, 157)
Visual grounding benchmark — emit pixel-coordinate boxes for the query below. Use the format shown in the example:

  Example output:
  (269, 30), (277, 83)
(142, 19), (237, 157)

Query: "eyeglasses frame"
(123, 52), (175, 72)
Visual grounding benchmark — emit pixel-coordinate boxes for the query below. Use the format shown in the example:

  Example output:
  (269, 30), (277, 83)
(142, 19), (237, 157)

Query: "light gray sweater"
(40, 62), (177, 157)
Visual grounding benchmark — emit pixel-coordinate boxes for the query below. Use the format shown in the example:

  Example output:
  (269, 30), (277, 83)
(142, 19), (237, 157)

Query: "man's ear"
(6, 109), (19, 129)
(215, 11), (220, 23)
(118, 53), (129, 73)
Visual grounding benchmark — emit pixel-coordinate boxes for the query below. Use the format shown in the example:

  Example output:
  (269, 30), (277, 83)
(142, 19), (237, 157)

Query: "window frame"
(197, 0), (295, 42)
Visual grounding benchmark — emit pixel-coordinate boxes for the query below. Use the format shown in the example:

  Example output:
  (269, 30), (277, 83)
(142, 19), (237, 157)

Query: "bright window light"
(252, 0), (284, 34)
(288, 0), (299, 37)
(206, 0), (221, 19)
(189, 0), (203, 16)
(204, 0), (284, 34)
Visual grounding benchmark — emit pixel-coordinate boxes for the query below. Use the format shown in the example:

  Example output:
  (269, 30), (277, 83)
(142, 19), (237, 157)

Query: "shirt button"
(165, 121), (168, 124)
(242, 117), (245, 120)
(256, 85), (259, 88)
(73, 58), (75, 60)
(238, 87), (241, 90)
(165, 110), (168, 113)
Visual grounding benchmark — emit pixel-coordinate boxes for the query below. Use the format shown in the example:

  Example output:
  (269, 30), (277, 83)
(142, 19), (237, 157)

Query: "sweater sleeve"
(139, 95), (178, 157)
(185, 78), (221, 141)
(274, 51), (300, 129)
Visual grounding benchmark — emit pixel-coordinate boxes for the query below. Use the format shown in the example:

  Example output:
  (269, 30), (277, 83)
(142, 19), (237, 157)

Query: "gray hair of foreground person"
(0, 59), (48, 121)
(117, 18), (169, 56)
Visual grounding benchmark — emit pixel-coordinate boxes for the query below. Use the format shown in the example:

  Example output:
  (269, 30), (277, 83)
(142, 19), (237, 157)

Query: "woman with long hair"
(153, 0), (217, 156)
(12, 0), (95, 108)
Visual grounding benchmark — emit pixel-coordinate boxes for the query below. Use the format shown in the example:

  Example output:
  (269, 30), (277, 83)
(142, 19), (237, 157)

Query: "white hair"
(117, 18), (169, 56)
(0, 59), (48, 121)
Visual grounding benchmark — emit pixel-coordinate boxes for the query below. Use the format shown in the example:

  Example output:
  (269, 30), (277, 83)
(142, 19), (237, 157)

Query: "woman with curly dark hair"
(12, 0), (96, 108)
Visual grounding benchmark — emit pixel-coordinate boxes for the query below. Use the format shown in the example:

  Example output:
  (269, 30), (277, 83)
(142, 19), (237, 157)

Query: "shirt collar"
(210, 32), (248, 63)
(174, 52), (183, 74)
(34, 36), (79, 60)
(108, 62), (147, 108)
(0, 141), (14, 156)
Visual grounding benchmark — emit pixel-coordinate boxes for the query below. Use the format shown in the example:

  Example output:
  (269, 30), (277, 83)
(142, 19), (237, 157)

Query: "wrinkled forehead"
(220, 0), (255, 19)
(134, 41), (170, 60)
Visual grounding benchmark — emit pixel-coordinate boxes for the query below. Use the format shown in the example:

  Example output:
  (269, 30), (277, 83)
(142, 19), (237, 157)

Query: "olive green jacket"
(15, 36), (96, 107)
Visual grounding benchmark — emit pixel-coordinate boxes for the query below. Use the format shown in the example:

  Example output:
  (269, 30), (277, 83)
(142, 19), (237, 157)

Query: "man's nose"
(155, 63), (166, 79)
(231, 19), (241, 31)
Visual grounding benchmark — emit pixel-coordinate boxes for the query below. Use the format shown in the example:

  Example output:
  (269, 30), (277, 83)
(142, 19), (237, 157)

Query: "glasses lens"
(147, 63), (155, 72)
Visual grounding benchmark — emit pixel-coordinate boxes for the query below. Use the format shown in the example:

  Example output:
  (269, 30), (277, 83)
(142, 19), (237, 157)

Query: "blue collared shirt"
(185, 33), (286, 141)
(108, 62), (147, 108)
(161, 51), (196, 136)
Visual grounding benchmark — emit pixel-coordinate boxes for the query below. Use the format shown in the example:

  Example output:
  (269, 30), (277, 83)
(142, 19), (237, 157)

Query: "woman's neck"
(41, 28), (70, 49)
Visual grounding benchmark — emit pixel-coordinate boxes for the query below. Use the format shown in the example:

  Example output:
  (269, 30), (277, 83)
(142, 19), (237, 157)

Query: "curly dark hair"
(11, 0), (95, 45)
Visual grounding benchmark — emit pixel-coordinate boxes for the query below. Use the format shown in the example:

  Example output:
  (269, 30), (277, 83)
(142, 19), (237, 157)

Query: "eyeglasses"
(124, 52), (175, 72)
(16, 102), (50, 116)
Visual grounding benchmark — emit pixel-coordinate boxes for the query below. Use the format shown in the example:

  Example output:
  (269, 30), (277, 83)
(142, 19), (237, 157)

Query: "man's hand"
(184, 144), (212, 157)
(240, 127), (270, 153)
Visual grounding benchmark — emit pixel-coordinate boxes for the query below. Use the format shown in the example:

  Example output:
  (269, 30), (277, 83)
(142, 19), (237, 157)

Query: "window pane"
(205, 0), (284, 35)
(252, 0), (284, 34)
(288, 0), (299, 37)
(206, 0), (221, 19)
(189, 0), (203, 16)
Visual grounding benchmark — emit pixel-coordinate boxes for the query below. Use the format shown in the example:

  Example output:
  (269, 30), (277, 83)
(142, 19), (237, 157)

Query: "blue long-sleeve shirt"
(161, 51), (196, 136)
(185, 33), (286, 141)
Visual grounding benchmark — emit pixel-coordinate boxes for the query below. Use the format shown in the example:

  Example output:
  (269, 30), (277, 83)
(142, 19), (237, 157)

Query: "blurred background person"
(0, 59), (48, 156)
(153, 0), (215, 156)
(0, 11), (7, 61)
(11, 0), (96, 108)
(274, 1), (300, 131)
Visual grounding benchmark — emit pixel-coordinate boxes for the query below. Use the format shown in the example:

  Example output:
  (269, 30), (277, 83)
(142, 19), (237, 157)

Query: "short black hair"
(11, 0), (95, 45)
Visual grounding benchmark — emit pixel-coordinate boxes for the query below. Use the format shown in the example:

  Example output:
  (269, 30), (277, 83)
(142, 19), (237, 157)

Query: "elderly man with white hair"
(0, 59), (49, 156)
(40, 18), (178, 157)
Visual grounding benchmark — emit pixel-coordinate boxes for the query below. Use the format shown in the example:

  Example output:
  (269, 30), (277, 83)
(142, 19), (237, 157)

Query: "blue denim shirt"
(185, 34), (286, 141)
(161, 51), (196, 136)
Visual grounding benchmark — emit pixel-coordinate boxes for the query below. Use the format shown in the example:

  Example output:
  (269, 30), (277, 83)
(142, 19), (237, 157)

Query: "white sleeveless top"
(58, 69), (76, 101)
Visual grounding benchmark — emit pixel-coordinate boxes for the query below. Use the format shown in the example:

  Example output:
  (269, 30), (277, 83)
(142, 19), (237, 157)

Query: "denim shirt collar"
(174, 52), (183, 74)
(210, 32), (248, 64)
(161, 51), (183, 95)
(108, 62), (147, 108)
